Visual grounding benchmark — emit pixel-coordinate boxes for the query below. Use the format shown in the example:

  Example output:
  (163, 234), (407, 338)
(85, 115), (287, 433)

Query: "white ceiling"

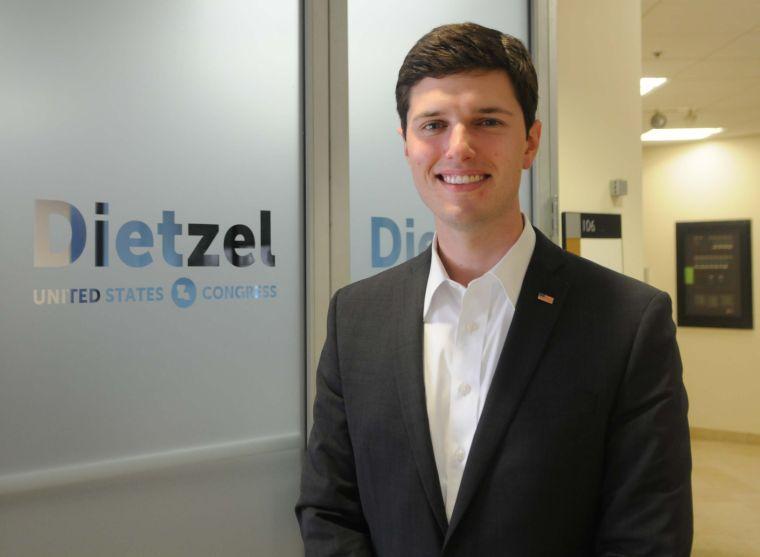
(641, 0), (760, 138)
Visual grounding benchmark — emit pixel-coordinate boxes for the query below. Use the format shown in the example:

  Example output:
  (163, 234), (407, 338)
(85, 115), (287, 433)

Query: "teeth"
(441, 174), (486, 184)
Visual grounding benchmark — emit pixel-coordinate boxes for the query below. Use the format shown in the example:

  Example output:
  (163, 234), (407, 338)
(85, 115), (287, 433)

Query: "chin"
(437, 211), (483, 231)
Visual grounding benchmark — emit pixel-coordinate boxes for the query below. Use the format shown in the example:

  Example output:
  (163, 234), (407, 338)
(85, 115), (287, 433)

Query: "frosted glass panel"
(0, 0), (302, 553)
(0, 450), (303, 557)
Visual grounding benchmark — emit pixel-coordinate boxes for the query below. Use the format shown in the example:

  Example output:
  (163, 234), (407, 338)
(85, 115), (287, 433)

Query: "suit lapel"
(393, 249), (449, 535)
(444, 230), (570, 544)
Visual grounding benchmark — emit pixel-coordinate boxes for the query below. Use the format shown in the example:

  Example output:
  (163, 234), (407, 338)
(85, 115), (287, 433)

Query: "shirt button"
(465, 322), (478, 333)
(458, 383), (471, 396)
(454, 448), (466, 462)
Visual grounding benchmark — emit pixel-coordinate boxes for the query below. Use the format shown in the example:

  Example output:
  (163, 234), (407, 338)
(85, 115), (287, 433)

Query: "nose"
(445, 124), (475, 161)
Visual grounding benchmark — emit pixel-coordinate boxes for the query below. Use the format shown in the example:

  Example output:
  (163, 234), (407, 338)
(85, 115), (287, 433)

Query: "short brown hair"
(395, 22), (538, 137)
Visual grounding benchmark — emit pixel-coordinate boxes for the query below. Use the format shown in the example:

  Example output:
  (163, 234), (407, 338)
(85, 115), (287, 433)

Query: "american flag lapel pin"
(537, 292), (554, 305)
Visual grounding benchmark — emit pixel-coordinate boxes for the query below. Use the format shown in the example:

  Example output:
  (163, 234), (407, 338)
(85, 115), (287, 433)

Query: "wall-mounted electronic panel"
(347, 1), (531, 281)
(676, 220), (753, 329)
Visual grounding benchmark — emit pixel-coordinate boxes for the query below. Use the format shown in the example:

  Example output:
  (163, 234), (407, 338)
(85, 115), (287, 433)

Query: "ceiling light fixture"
(640, 77), (667, 96)
(641, 128), (723, 142)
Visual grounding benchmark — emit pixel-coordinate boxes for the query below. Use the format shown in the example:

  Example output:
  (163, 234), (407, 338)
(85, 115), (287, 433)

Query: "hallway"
(692, 438), (760, 556)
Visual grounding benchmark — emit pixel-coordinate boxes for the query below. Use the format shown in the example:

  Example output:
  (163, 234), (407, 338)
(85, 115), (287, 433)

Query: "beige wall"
(643, 135), (760, 435)
(555, 2), (760, 436)
(557, 0), (644, 280)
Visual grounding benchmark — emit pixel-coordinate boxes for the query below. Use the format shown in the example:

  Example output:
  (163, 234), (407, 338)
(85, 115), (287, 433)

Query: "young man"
(297, 23), (692, 556)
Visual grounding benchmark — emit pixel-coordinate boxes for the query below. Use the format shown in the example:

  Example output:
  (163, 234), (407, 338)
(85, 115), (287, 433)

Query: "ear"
(522, 119), (542, 169)
(397, 126), (408, 157)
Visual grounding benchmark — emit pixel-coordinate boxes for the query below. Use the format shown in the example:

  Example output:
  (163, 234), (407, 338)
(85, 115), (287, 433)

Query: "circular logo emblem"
(171, 277), (196, 308)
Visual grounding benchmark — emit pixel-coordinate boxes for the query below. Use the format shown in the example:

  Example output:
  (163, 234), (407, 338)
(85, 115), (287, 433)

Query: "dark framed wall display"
(676, 220), (753, 329)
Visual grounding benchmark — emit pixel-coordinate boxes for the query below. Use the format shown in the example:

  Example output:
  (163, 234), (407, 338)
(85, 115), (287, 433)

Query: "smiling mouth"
(437, 174), (490, 185)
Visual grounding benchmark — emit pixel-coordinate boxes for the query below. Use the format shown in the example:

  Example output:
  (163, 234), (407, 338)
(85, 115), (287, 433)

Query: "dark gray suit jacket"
(296, 228), (692, 556)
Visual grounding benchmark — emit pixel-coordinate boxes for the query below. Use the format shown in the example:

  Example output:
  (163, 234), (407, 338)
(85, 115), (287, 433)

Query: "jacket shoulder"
(333, 249), (430, 307)
(558, 247), (666, 317)
(533, 227), (662, 305)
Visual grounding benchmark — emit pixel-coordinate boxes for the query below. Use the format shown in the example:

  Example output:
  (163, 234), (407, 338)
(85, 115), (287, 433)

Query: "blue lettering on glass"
(69, 204), (86, 263)
(371, 217), (401, 268)
(405, 218), (415, 262)
(371, 216), (433, 268)
(33, 200), (276, 269)
(171, 278), (196, 308)
(157, 211), (183, 267)
(33, 200), (88, 267)
(116, 221), (154, 268)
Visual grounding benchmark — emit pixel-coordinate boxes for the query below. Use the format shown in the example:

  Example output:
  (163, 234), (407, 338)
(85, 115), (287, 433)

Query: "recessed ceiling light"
(640, 77), (667, 96)
(641, 128), (723, 142)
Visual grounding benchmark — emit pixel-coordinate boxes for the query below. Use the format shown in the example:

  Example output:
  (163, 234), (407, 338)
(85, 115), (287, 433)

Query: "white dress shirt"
(423, 218), (536, 520)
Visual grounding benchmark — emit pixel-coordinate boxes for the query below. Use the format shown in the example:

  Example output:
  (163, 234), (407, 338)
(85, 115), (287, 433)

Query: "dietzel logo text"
(33, 200), (276, 268)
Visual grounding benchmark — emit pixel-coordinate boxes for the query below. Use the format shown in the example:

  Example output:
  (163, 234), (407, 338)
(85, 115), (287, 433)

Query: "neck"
(436, 214), (525, 286)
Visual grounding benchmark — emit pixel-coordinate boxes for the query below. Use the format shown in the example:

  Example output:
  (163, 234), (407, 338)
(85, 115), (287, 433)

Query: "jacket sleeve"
(595, 291), (693, 556)
(295, 290), (374, 557)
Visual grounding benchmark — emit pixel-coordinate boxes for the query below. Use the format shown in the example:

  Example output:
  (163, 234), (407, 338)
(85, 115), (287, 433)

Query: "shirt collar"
(423, 215), (536, 318)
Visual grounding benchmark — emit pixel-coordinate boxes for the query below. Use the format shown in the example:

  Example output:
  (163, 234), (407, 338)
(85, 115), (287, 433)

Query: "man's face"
(401, 70), (541, 234)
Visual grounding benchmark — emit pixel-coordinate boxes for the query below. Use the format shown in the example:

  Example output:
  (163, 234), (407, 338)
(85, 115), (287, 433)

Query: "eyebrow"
(411, 107), (515, 122)
(412, 110), (443, 122)
(477, 107), (515, 117)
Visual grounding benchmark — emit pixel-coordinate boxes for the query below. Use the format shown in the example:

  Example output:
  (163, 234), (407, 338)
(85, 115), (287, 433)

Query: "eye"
(421, 120), (445, 132)
(478, 118), (503, 127)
